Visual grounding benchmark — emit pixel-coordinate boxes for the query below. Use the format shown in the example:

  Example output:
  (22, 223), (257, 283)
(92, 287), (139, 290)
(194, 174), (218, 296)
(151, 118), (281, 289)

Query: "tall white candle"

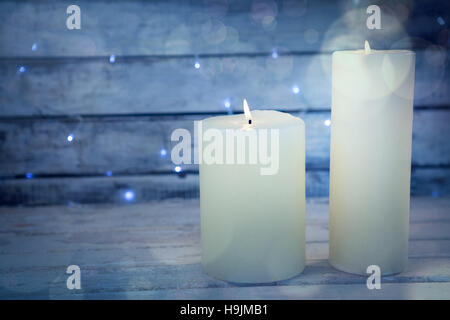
(199, 101), (306, 283)
(329, 41), (415, 275)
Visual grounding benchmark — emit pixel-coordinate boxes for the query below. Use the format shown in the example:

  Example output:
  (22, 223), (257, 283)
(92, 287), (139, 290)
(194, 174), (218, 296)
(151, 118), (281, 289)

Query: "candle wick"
(243, 99), (253, 126)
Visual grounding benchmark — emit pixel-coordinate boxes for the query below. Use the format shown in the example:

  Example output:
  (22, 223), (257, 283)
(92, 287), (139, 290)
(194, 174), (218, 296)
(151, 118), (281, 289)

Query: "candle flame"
(243, 99), (252, 125)
(364, 40), (371, 54)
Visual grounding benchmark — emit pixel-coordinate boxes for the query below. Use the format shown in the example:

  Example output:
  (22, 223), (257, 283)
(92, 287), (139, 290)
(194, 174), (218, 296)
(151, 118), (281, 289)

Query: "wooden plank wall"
(1, 198), (449, 298)
(0, 0), (449, 205)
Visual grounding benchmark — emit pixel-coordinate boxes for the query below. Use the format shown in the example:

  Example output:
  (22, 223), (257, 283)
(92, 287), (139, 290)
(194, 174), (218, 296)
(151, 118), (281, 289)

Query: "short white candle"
(199, 100), (306, 283)
(329, 41), (415, 275)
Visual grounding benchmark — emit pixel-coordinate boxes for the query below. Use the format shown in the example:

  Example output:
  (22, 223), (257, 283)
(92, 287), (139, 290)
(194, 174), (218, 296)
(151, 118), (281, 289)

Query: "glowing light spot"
(31, 43), (38, 51)
(67, 134), (74, 142)
(271, 49), (278, 59)
(365, 40), (371, 54)
(160, 148), (168, 157)
(324, 119), (331, 126)
(109, 55), (116, 64)
(292, 85), (300, 94)
(124, 190), (135, 201)
(19, 66), (26, 73)
(194, 62), (200, 69)
(224, 99), (231, 108)
(106, 171), (112, 177)
(25, 173), (34, 179)
(174, 166), (182, 173)
(437, 16), (445, 26)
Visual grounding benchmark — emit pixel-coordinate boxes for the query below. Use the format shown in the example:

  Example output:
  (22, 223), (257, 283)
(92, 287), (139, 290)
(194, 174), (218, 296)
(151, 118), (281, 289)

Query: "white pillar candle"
(329, 41), (415, 275)
(199, 101), (305, 283)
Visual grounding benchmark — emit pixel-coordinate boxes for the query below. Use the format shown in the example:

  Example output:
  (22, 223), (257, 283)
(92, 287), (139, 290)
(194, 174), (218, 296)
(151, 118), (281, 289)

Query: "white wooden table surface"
(0, 197), (449, 299)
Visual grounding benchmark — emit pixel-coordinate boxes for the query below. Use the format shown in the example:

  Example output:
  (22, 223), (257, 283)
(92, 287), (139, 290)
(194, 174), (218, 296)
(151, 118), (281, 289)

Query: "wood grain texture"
(0, 0), (448, 207)
(0, 197), (449, 299)
(0, 50), (448, 116)
(0, 110), (448, 177)
(1, 168), (450, 206)
(0, 174), (200, 206)
(0, 0), (447, 57)
(3, 113), (327, 176)
(42, 283), (450, 300)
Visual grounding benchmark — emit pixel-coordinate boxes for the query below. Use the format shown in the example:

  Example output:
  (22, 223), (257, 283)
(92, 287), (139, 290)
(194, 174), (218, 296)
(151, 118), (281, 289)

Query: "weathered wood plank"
(0, 113), (329, 176)
(1, 257), (450, 299)
(411, 167), (450, 197)
(412, 111), (450, 166)
(2, 259), (450, 299)
(0, 233), (447, 271)
(0, 110), (448, 178)
(0, 0), (447, 57)
(0, 219), (448, 266)
(75, 282), (450, 300)
(0, 198), (449, 299)
(0, 50), (448, 116)
(1, 167), (450, 206)
(306, 197), (450, 223)
(0, 174), (200, 206)
(1, 198), (448, 242)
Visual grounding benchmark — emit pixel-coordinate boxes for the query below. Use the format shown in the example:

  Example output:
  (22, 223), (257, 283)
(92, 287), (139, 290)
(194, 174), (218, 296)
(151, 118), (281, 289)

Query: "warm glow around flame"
(365, 40), (371, 54)
(243, 99), (252, 125)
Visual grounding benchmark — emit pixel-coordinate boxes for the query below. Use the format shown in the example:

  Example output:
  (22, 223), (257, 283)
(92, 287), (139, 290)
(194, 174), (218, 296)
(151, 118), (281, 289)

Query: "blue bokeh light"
(174, 166), (182, 173)
(67, 134), (74, 142)
(160, 148), (168, 157)
(18, 66), (26, 73)
(292, 85), (300, 94)
(109, 55), (116, 64)
(25, 172), (34, 179)
(31, 43), (38, 51)
(106, 171), (113, 177)
(124, 190), (135, 201)
(271, 49), (278, 59)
